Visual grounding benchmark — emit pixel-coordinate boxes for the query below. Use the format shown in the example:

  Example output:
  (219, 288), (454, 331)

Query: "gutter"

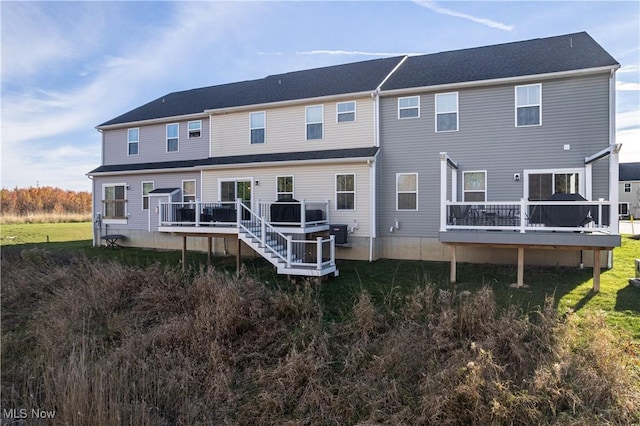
(379, 65), (620, 97)
(97, 112), (209, 131)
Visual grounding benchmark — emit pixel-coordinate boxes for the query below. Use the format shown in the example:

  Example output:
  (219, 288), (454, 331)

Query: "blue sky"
(1, 1), (639, 192)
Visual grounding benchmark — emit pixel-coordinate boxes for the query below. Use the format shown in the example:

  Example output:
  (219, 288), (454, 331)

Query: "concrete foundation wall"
(98, 229), (609, 269)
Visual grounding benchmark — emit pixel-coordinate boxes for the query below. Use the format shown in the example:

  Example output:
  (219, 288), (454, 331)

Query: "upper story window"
(397, 173), (418, 210)
(306, 105), (323, 140)
(250, 112), (266, 144)
(336, 174), (355, 210)
(398, 96), (419, 119)
(435, 92), (458, 132)
(103, 184), (126, 219)
(182, 180), (196, 203)
(127, 128), (139, 156)
(167, 123), (179, 152)
(276, 176), (294, 200)
(188, 121), (201, 138)
(515, 84), (541, 127)
(624, 183), (631, 193)
(337, 101), (356, 123)
(463, 171), (487, 202)
(142, 182), (154, 210)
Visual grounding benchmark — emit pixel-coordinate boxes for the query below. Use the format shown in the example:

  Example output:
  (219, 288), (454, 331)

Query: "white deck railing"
(444, 198), (612, 234)
(159, 199), (330, 228)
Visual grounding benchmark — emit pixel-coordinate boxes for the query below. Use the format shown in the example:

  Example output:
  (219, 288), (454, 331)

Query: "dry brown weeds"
(2, 248), (639, 425)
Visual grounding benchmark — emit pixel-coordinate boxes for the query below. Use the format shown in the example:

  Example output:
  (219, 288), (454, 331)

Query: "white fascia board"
(96, 112), (209, 131)
(380, 65), (620, 97)
(87, 166), (198, 178)
(88, 155), (377, 178)
(205, 90), (374, 115)
(199, 156), (376, 171)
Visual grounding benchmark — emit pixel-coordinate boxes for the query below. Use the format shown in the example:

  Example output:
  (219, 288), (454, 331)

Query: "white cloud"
(617, 81), (640, 91)
(618, 128), (640, 163)
(412, 1), (514, 32)
(296, 50), (423, 57)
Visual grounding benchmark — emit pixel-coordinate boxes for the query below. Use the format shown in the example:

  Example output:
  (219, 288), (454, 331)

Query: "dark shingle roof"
(99, 57), (405, 127)
(98, 32), (618, 128)
(620, 163), (640, 181)
(88, 147), (379, 174)
(381, 32), (618, 91)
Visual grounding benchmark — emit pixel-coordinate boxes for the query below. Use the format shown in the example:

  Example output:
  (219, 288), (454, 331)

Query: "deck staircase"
(237, 203), (338, 277)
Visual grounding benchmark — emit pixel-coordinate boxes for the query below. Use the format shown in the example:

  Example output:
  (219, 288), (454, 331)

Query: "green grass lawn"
(0, 221), (92, 246)
(2, 222), (638, 338)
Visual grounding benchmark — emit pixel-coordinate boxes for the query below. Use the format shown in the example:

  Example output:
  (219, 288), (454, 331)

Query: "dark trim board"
(439, 230), (620, 249)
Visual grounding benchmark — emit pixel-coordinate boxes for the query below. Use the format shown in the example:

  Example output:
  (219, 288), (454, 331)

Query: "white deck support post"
(451, 169), (457, 204)
(236, 198), (242, 225)
(260, 217), (267, 247)
(520, 198), (526, 233)
(316, 237), (323, 270)
(195, 200), (201, 226)
(609, 147), (620, 235)
(286, 236), (292, 268)
(440, 152), (449, 232)
(330, 235), (336, 266)
(301, 199), (306, 226)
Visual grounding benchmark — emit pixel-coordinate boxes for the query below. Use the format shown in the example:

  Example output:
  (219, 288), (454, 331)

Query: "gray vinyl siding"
(102, 117), (210, 166)
(378, 72), (613, 238)
(93, 171), (200, 231)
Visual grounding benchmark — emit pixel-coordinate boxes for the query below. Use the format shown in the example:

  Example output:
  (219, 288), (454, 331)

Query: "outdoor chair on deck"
(449, 205), (478, 226)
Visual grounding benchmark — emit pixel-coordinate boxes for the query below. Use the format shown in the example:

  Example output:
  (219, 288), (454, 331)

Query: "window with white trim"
(306, 105), (323, 140)
(619, 203), (629, 216)
(396, 173), (418, 210)
(435, 92), (458, 132)
(142, 182), (154, 210)
(337, 101), (356, 122)
(463, 171), (486, 202)
(127, 128), (139, 156)
(103, 184), (126, 219)
(182, 180), (196, 203)
(167, 123), (179, 152)
(336, 174), (355, 210)
(515, 84), (541, 127)
(250, 112), (265, 144)
(276, 176), (294, 200)
(624, 183), (631, 193)
(398, 96), (419, 119)
(526, 170), (582, 200)
(188, 121), (201, 138)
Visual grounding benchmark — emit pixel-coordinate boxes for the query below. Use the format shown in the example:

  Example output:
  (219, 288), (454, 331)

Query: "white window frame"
(336, 101), (356, 123)
(515, 83), (542, 127)
(396, 173), (418, 211)
(127, 128), (139, 156)
(306, 105), (324, 140)
(463, 170), (487, 202)
(398, 96), (420, 119)
(624, 183), (631, 193)
(102, 183), (127, 224)
(182, 179), (196, 203)
(250, 111), (266, 144)
(619, 202), (630, 217)
(435, 92), (458, 132)
(276, 176), (294, 200)
(524, 168), (585, 200)
(335, 173), (356, 210)
(188, 120), (201, 138)
(142, 181), (154, 210)
(167, 123), (179, 152)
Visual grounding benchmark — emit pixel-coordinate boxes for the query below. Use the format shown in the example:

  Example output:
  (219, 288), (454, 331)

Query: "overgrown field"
(2, 248), (639, 425)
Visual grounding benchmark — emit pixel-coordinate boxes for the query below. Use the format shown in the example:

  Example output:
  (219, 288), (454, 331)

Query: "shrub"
(2, 249), (639, 425)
